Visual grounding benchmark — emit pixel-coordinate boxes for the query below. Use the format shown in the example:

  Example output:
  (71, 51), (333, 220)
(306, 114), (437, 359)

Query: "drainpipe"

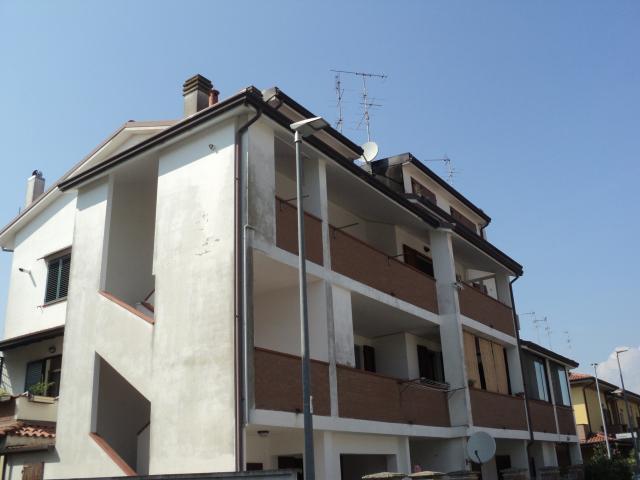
(509, 275), (536, 476)
(234, 104), (262, 471)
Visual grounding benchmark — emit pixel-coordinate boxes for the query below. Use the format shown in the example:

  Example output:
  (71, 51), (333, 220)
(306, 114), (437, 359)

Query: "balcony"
(337, 365), (450, 427)
(254, 348), (331, 416)
(459, 284), (515, 336)
(274, 196), (439, 314)
(0, 395), (58, 423)
(275, 197), (324, 266)
(330, 227), (439, 313)
(470, 388), (527, 430)
(528, 399), (557, 434)
(556, 405), (577, 435)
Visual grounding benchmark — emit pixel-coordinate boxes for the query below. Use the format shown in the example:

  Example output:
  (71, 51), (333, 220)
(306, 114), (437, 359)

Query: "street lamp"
(615, 349), (640, 469)
(591, 363), (611, 459)
(290, 116), (329, 480)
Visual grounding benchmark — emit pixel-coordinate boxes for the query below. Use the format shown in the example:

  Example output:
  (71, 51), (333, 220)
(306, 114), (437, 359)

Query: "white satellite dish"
(361, 141), (379, 164)
(466, 431), (496, 465)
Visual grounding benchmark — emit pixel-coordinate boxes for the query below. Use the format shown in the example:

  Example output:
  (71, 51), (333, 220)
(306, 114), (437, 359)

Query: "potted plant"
(28, 381), (55, 403)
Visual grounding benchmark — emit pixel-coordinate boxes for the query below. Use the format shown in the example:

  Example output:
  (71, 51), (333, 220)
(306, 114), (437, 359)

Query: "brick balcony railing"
(458, 284), (515, 336)
(254, 347), (330, 416)
(528, 399), (557, 434)
(329, 227), (439, 313)
(274, 196), (439, 314)
(470, 388), (528, 431)
(336, 365), (450, 427)
(556, 405), (577, 435)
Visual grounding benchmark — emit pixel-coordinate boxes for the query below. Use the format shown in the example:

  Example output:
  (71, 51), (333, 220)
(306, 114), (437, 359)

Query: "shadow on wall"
(93, 355), (150, 474)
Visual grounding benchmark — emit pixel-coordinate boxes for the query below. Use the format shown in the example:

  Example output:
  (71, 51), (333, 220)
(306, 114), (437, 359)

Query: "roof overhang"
(520, 339), (579, 368)
(0, 325), (64, 351)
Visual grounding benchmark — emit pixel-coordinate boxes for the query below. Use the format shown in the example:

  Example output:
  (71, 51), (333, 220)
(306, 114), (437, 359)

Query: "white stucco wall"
(149, 121), (238, 474)
(3, 194), (76, 339)
(47, 179), (125, 478)
(254, 281), (329, 362)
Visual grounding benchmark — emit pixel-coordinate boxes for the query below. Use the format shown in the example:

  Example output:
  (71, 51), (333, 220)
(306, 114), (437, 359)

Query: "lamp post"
(591, 363), (611, 459)
(615, 349), (640, 469)
(289, 116), (329, 480)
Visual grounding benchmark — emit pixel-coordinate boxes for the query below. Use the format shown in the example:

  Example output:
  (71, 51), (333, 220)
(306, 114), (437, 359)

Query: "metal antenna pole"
(334, 72), (344, 133)
(615, 350), (640, 468)
(294, 131), (315, 480)
(330, 69), (387, 142)
(592, 363), (611, 459)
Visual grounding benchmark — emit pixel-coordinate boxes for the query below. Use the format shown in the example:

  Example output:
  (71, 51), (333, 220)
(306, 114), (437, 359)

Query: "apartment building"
(570, 372), (640, 460)
(0, 74), (583, 480)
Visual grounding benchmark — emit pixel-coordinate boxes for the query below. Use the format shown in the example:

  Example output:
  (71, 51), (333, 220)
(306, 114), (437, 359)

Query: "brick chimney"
(25, 170), (45, 208)
(182, 74), (218, 117)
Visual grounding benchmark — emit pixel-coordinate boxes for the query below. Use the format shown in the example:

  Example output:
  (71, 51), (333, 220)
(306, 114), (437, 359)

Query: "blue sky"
(0, 1), (638, 387)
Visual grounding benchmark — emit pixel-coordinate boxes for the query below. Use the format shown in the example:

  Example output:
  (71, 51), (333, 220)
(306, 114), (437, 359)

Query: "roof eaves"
(0, 325), (65, 351)
(378, 153), (492, 224)
(408, 193), (522, 275)
(267, 87), (363, 155)
(520, 339), (579, 368)
(59, 88), (261, 191)
(0, 120), (175, 244)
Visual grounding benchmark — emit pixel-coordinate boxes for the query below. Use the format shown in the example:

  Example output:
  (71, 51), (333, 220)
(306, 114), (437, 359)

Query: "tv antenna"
(331, 69), (387, 141)
(424, 155), (457, 185)
(563, 330), (573, 352)
(532, 316), (548, 345)
(333, 72), (345, 133)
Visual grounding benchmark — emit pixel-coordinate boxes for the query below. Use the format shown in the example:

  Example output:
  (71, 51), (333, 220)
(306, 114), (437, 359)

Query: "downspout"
(234, 104), (262, 472)
(509, 275), (536, 476)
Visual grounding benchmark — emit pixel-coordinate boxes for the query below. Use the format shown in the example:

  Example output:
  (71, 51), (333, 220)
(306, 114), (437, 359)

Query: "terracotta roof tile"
(15, 423), (55, 438)
(569, 372), (592, 381)
(582, 432), (617, 445)
(0, 421), (55, 439)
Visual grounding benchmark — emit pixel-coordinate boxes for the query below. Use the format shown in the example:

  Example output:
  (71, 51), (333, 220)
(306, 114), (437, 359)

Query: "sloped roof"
(0, 421), (55, 439)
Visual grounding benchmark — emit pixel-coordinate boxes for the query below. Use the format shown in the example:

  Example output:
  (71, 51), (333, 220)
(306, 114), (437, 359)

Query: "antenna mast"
(330, 69), (387, 141)
(334, 72), (344, 133)
(424, 155), (458, 185)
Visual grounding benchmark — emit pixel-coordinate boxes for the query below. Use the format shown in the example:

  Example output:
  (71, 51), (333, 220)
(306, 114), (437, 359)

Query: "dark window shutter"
(363, 345), (376, 373)
(58, 255), (71, 298)
(25, 361), (44, 393)
(44, 259), (61, 303)
(44, 254), (71, 303)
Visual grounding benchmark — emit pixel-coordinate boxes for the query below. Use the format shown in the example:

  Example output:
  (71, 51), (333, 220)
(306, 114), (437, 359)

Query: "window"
(417, 345), (444, 383)
(403, 244), (434, 277)
(450, 207), (478, 234)
(44, 253), (71, 303)
(411, 178), (437, 204)
(24, 355), (62, 396)
(463, 331), (510, 394)
(523, 352), (550, 402)
(354, 344), (376, 372)
(551, 365), (571, 406)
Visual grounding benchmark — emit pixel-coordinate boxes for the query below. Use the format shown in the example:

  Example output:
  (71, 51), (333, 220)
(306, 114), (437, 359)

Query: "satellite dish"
(466, 431), (496, 465)
(361, 141), (379, 164)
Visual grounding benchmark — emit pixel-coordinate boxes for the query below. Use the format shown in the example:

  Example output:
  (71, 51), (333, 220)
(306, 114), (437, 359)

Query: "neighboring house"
(570, 372), (640, 460)
(0, 74), (583, 480)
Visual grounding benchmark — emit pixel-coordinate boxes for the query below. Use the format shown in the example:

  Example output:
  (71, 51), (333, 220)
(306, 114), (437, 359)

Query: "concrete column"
(430, 229), (471, 427)
(569, 443), (583, 465)
(394, 437), (411, 474)
(494, 273), (512, 307)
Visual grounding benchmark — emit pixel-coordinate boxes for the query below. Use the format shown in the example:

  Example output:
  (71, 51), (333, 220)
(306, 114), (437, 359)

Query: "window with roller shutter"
(44, 253), (71, 304)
